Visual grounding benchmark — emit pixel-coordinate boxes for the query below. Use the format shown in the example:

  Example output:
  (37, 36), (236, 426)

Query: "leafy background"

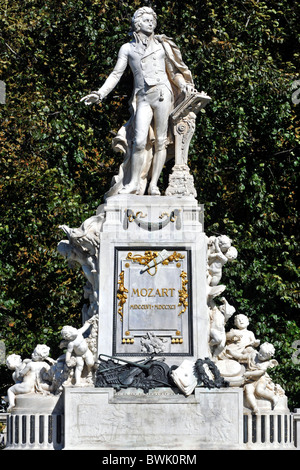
(0, 0), (299, 408)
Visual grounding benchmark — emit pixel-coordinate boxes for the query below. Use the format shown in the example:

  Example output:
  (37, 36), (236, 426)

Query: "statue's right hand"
(80, 92), (101, 106)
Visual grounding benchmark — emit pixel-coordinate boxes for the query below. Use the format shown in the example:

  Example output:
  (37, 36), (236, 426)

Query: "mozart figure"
(81, 7), (196, 196)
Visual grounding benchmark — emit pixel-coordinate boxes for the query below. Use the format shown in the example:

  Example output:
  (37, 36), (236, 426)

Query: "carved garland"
(178, 271), (188, 316)
(126, 209), (181, 231)
(116, 270), (128, 321)
(193, 358), (229, 389)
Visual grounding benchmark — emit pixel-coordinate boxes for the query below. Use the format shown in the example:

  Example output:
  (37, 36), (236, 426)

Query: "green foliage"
(0, 0), (299, 407)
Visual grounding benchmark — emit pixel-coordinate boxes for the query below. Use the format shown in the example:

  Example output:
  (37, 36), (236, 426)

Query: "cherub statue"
(57, 240), (97, 287)
(58, 213), (104, 320)
(57, 239), (99, 320)
(221, 314), (260, 360)
(209, 297), (236, 358)
(59, 210), (104, 258)
(231, 342), (279, 414)
(60, 320), (95, 385)
(5, 345), (54, 411)
(207, 235), (238, 287)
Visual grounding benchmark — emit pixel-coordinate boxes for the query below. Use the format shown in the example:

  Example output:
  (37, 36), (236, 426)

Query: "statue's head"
(217, 235), (232, 252)
(61, 325), (78, 341)
(6, 354), (22, 370)
(131, 7), (157, 34)
(31, 344), (50, 361)
(258, 342), (275, 361)
(234, 314), (249, 329)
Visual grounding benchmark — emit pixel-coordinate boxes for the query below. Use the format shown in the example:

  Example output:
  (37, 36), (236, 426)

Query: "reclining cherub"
(5, 345), (54, 411)
(230, 342), (279, 414)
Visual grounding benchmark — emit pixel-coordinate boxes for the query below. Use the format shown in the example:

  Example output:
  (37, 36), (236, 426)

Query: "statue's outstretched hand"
(80, 92), (101, 106)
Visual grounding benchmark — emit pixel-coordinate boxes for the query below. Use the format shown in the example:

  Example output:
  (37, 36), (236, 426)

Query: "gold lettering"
(148, 288), (154, 297)
(131, 288), (176, 298)
(130, 304), (177, 310)
(132, 288), (139, 297)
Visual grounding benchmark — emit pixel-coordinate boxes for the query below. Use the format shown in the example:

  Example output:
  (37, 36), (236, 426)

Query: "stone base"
(9, 393), (64, 415)
(5, 394), (64, 450)
(64, 386), (243, 450)
(244, 395), (290, 414)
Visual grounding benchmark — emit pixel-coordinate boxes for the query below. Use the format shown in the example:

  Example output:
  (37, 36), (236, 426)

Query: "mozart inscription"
(113, 248), (193, 356)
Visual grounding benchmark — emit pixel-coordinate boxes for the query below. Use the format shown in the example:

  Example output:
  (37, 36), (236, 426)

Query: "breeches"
(134, 85), (173, 152)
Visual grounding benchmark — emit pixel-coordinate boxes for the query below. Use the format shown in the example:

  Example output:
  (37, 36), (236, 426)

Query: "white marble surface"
(64, 386), (243, 450)
(97, 195), (209, 366)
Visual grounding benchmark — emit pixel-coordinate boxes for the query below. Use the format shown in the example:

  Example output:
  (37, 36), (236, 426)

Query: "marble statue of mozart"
(81, 7), (197, 197)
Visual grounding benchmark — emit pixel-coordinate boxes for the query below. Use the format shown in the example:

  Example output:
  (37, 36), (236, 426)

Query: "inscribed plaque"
(113, 248), (193, 356)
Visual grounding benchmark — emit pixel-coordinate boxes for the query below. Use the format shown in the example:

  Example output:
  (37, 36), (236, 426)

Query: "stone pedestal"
(64, 386), (243, 450)
(5, 394), (64, 450)
(97, 195), (208, 367)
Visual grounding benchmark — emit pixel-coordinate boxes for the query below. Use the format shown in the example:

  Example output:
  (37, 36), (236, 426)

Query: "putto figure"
(81, 7), (196, 196)
(5, 345), (55, 411)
